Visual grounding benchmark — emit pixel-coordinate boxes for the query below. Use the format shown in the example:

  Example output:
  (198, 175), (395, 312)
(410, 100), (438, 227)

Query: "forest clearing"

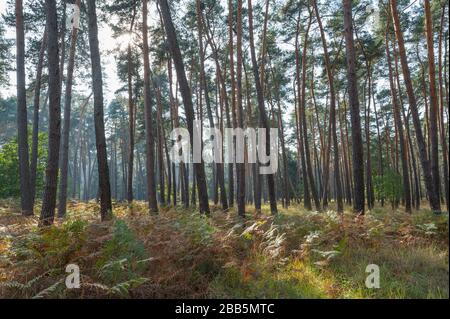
(0, 0), (449, 301)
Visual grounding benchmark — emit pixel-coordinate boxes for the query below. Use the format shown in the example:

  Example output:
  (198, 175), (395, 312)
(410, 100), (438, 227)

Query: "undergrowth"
(0, 199), (448, 298)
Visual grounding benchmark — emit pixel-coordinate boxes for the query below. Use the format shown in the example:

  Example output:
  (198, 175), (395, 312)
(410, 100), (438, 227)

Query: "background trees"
(0, 0), (447, 224)
(15, 0), (33, 216)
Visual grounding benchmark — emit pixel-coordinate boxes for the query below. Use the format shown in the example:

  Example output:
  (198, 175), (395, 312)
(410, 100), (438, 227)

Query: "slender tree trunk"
(390, 0), (440, 211)
(385, 18), (412, 213)
(58, 0), (81, 217)
(40, 0), (61, 226)
(313, 0), (343, 212)
(126, 44), (134, 203)
(247, 0), (277, 215)
(424, 0), (442, 211)
(126, 7), (136, 204)
(438, 2), (449, 210)
(158, 0), (210, 215)
(198, 4), (228, 210)
(30, 28), (47, 207)
(338, 97), (353, 205)
(15, 0), (33, 215)
(299, 14), (319, 210)
(227, 0), (237, 208)
(143, 0), (158, 213)
(164, 123), (171, 205)
(59, 1), (66, 90)
(294, 26), (309, 210)
(364, 68), (375, 209)
(156, 86), (166, 205)
(343, 0), (365, 214)
(235, 0), (245, 217)
(295, 23), (312, 210)
(274, 90), (289, 208)
(87, 0), (113, 221)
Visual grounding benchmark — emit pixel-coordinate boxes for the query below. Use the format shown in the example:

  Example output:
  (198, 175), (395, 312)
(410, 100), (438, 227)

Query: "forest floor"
(0, 199), (448, 299)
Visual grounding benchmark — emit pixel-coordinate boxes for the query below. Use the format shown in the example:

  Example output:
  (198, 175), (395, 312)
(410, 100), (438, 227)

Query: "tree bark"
(437, 2), (449, 210)
(424, 0), (441, 211)
(40, 0), (61, 226)
(313, 0), (343, 212)
(87, 0), (113, 221)
(143, 0), (158, 213)
(15, 0), (33, 216)
(30, 28), (47, 207)
(247, 0), (277, 214)
(58, 0), (81, 217)
(235, 0), (245, 217)
(296, 13), (315, 211)
(385, 17), (412, 213)
(156, 86), (166, 205)
(158, 0), (210, 215)
(198, 3), (228, 210)
(343, 0), (365, 214)
(389, 0), (440, 211)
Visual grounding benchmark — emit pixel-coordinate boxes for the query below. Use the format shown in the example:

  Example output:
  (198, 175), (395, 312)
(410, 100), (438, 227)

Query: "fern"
(109, 277), (149, 297)
(96, 220), (149, 284)
(32, 279), (64, 299)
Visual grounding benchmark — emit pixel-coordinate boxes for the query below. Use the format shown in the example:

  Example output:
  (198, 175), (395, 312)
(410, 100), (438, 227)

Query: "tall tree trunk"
(126, 6), (136, 204)
(295, 14), (312, 210)
(59, 1), (66, 90)
(158, 0), (210, 215)
(247, 0), (277, 214)
(235, 0), (245, 217)
(30, 28), (47, 207)
(437, 2), (449, 210)
(372, 92), (384, 206)
(424, 0), (441, 211)
(273, 89), (289, 208)
(198, 4), (228, 210)
(298, 13), (318, 210)
(389, 0), (440, 211)
(339, 99), (352, 205)
(15, 0), (33, 215)
(143, 0), (158, 213)
(313, 0), (343, 212)
(385, 17), (412, 213)
(343, 0), (365, 214)
(156, 86), (166, 205)
(227, 0), (237, 208)
(58, 0), (81, 217)
(364, 68), (375, 209)
(39, 0), (61, 226)
(126, 43), (134, 203)
(167, 58), (178, 206)
(87, 0), (113, 221)
(294, 74), (312, 210)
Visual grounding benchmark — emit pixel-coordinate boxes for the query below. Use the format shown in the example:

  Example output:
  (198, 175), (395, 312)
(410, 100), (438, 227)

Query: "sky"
(0, 0), (128, 105)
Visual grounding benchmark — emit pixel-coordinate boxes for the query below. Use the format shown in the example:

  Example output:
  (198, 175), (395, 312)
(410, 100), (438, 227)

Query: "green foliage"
(374, 170), (403, 206)
(96, 219), (149, 285)
(0, 131), (48, 198)
(211, 256), (330, 298)
(330, 245), (449, 298)
(0, 23), (13, 86)
(1, 202), (448, 299)
(19, 219), (88, 268)
(173, 211), (217, 247)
